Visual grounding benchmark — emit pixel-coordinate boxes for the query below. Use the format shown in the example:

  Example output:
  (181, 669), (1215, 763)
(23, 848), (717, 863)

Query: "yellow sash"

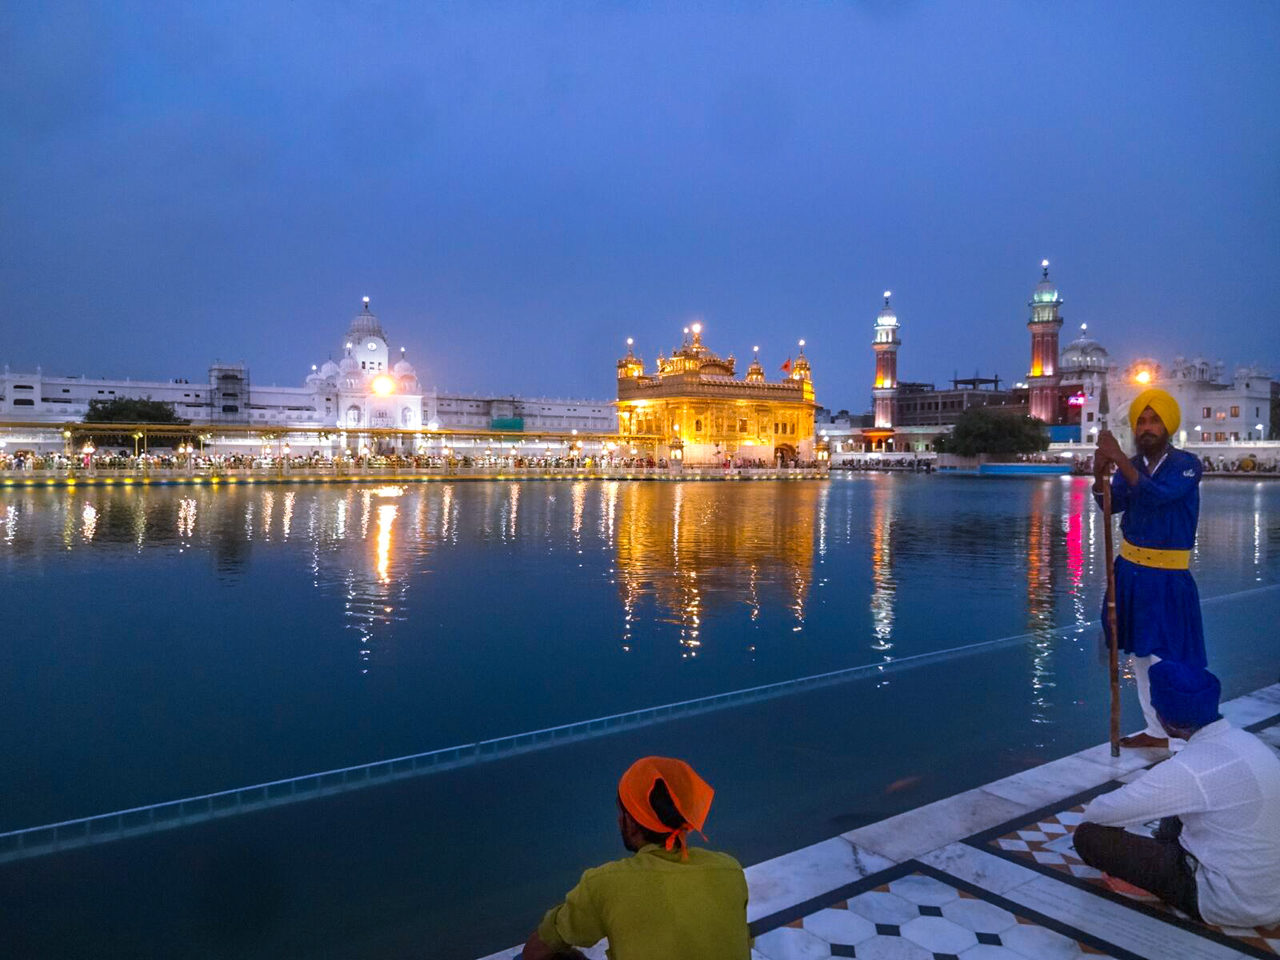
(1120, 538), (1191, 570)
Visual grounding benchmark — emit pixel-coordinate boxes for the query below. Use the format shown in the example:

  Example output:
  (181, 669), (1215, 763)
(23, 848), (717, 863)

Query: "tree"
(81, 397), (191, 452)
(935, 408), (1049, 457)
(83, 397), (188, 424)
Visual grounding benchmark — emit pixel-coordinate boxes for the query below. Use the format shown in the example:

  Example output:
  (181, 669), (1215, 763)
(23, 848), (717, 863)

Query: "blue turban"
(1149, 661), (1221, 729)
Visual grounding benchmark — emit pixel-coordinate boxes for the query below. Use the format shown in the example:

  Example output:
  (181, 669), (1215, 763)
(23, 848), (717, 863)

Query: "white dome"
(394, 358), (414, 377)
(319, 360), (340, 378)
(1061, 331), (1109, 372)
(339, 354), (360, 374)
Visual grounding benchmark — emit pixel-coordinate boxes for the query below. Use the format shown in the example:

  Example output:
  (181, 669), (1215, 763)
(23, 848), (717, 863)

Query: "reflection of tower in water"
(613, 483), (817, 658)
(1026, 482), (1058, 726)
(869, 479), (897, 654)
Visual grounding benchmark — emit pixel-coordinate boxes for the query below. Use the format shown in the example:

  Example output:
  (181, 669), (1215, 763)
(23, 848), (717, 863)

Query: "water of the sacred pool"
(2, 475), (1278, 957)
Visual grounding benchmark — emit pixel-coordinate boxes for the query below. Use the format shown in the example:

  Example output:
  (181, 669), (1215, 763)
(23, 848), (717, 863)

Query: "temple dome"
(319, 360), (340, 379)
(1031, 261), (1061, 304)
(1060, 326), (1109, 372)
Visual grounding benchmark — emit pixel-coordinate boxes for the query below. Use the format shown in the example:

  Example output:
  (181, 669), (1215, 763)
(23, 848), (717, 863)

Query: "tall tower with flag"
(872, 291), (900, 429)
(1027, 260), (1064, 424)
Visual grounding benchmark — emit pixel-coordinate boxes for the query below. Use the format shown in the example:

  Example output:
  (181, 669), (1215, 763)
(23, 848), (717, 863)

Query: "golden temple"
(616, 323), (817, 466)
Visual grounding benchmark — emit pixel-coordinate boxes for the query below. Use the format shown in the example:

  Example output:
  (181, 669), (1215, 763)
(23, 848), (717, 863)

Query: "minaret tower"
(1027, 260), (1064, 424)
(872, 291), (900, 429)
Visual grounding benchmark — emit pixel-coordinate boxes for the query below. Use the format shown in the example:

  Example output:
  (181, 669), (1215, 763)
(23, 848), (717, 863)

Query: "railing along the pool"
(0, 463), (829, 484)
(0, 611), (1140, 865)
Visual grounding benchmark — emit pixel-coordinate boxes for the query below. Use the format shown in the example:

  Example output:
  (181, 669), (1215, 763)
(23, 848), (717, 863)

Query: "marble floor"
(479, 683), (1280, 960)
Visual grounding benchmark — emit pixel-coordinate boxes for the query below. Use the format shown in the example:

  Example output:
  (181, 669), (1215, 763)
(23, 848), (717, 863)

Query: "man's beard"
(1137, 432), (1167, 456)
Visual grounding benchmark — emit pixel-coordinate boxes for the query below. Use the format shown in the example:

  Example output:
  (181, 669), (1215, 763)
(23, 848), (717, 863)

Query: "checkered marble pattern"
(984, 803), (1280, 957)
(753, 870), (1116, 960)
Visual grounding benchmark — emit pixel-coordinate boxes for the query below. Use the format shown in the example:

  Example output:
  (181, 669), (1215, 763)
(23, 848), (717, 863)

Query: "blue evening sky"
(1, 1), (1277, 408)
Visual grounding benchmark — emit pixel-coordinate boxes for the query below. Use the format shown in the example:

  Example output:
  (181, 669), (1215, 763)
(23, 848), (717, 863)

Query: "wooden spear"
(1099, 380), (1121, 757)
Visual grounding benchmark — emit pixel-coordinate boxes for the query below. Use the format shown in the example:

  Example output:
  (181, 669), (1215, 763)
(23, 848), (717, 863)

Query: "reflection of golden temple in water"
(613, 483), (818, 657)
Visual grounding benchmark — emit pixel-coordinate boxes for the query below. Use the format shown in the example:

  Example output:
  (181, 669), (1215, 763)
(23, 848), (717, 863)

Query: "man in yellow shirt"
(522, 756), (750, 960)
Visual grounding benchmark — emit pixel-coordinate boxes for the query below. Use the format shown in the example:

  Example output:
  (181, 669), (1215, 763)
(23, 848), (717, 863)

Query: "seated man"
(1075, 662), (1280, 927)
(522, 756), (750, 960)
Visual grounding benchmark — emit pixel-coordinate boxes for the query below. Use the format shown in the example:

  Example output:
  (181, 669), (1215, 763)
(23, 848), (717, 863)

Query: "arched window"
(346, 406), (361, 426)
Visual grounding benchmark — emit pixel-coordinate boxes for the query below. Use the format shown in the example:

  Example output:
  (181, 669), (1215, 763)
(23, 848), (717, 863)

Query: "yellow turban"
(1129, 388), (1180, 436)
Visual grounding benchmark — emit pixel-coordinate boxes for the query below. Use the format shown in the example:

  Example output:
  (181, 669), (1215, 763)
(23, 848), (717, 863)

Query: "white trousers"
(1132, 654), (1185, 750)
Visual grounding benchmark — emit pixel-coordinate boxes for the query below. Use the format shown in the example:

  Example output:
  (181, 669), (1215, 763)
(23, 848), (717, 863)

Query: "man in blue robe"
(1094, 387), (1205, 749)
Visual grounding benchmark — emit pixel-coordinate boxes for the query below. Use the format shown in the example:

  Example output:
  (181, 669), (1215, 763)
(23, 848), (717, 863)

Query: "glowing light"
(691, 322), (702, 334)
(1081, 323), (1087, 332)
(626, 337), (634, 346)
(1041, 259), (1049, 268)
(1135, 369), (1152, 385)
(799, 339), (806, 347)
(883, 290), (892, 299)
(373, 485), (404, 498)
(362, 295), (370, 304)
(372, 375), (395, 396)
(753, 345), (759, 352)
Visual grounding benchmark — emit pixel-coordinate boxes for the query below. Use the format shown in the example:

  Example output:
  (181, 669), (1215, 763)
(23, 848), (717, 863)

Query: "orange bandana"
(618, 756), (714, 859)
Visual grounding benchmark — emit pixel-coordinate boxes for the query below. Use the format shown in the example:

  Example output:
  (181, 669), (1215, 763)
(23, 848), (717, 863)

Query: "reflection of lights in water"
(502, 483), (520, 541)
(243, 500), (255, 540)
(133, 495), (146, 548)
(62, 492), (75, 547)
(335, 499), (347, 539)
(1026, 484), (1057, 727)
(360, 490), (372, 540)
(441, 484), (455, 543)
(373, 485), (404, 498)
(817, 484), (828, 559)
(375, 503), (397, 583)
(601, 481), (618, 544)
(869, 481), (896, 653)
(612, 482), (818, 661)
(262, 492), (274, 539)
(177, 498), (197, 540)
(681, 569), (701, 656)
(1254, 487), (1264, 580)
(1064, 484), (1087, 634)
(3, 505), (16, 543)
(571, 482), (586, 543)
(81, 503), (99, 541)
(282, 491), (295, 540)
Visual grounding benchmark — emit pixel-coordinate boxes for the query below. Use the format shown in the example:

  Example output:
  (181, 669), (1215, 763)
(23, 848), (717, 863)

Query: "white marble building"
(0, 299), (615, 444)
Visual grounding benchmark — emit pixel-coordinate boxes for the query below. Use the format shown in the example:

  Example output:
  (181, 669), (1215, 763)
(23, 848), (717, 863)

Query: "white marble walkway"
(478, 682), (1280, 960)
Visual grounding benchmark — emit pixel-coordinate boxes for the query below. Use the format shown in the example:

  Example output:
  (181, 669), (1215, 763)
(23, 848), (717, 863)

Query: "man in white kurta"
(1075, 663), (1280, 928)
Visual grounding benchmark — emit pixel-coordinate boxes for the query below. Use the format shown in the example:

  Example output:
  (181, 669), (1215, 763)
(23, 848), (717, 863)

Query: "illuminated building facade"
(616, 323), (817, 465)
(1026, 260), (1064, 424)
(0, 298), (616, 448)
